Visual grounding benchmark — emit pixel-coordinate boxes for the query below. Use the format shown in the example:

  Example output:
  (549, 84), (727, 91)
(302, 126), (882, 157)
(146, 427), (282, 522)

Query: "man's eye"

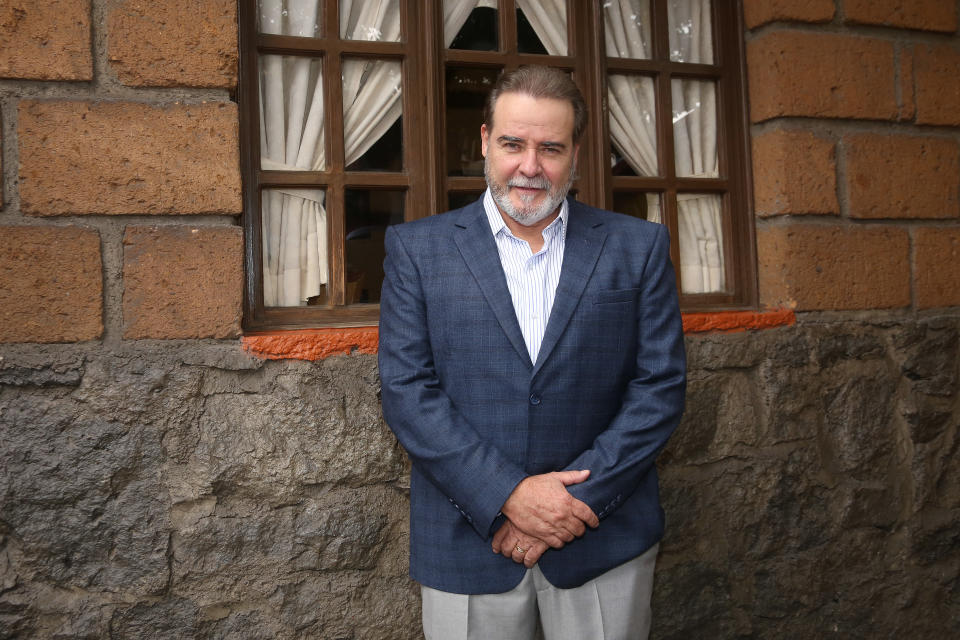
(541, 147), (560, 155)
(504, 142), (521, 151)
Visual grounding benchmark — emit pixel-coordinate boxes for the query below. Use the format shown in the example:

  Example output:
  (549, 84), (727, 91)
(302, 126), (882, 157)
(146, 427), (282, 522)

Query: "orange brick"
(913, 44), (960, 126)
(748, 32), (898, 122)
(0, 0), (92, 80)
(108, 0), (237, 88)
(743, 0), (835, 29)
(844, 134), (959, 219)
(0, 226), (102, 343)
(19, 101), (241, 215)
(758, 224), (910, 310)
(845, 0), (958, 32)
(123, 226), (242, 339)
(898, 46), (916, 122)
(915, 227), (960, 308)
(752, 129), (838, 216)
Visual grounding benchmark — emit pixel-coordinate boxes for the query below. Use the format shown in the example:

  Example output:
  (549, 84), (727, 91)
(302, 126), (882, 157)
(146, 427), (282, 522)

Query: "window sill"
(241, 309), (795, 361)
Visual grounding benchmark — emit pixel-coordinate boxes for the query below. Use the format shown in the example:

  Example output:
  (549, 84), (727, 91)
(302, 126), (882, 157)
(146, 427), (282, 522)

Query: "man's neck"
(497, 208), (560, 254)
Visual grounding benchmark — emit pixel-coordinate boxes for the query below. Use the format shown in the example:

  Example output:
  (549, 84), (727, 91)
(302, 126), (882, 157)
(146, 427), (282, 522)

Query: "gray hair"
(483, 65), (588, 143)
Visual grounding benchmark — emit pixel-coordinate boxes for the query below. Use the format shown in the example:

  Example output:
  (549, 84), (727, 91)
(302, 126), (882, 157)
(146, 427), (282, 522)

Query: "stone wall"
(1, 316), (958, 638)
(2, 1), (959, 638)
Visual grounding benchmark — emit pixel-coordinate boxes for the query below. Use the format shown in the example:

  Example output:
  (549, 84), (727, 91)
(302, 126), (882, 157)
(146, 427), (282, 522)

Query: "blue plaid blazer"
(378, 197), (686, 594)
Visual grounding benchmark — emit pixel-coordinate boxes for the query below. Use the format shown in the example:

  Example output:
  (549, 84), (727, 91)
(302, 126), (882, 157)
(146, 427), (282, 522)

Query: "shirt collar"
(482, 188), (568, 239)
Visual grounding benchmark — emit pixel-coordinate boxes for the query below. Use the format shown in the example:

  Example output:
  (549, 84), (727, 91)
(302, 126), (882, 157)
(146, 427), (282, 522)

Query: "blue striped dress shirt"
(482, 189), (568, 365)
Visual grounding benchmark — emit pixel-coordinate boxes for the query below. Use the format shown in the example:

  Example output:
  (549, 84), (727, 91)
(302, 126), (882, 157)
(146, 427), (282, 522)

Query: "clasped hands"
(491, 469), (599, 568)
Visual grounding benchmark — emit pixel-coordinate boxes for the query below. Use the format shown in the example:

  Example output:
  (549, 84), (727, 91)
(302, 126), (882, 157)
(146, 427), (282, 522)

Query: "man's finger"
(554, 469), (590, 486)
(571, 500), (600, 528)
(491, 523), (508, 554)
(523, 542), (548, 568)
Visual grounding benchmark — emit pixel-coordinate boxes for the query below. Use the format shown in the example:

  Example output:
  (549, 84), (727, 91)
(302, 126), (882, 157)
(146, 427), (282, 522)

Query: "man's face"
(481, 92), (579, 226)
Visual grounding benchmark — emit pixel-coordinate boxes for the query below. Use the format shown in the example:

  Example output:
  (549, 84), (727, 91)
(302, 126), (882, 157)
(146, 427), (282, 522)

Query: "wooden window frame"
(239, 0), (756, 331)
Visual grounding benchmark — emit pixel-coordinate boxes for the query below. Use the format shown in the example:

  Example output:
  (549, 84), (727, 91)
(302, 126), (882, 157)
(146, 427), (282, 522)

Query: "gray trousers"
(421, 544), (658, 640)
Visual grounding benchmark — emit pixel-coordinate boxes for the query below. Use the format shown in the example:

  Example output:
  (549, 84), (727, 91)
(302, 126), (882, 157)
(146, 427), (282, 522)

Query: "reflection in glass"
(258, 0), (321, 37)
(678, 193), (724, 293)
(343, 59), (403, 171)
(668, 0), (713, 63)
(608, 74), (658, 176)
(447, 1), (498, 51)
(345, 190), (405, 303)
(603, 0), (652, 59)
(613, 191), (662, 224)
(446, 67), (498, 176)
(262, 188), (327, 307)
(259, 55), (325, 171)
(449, 191), (484, 211)
(340, 0), (400, 41)
(672, 79), (717, 178)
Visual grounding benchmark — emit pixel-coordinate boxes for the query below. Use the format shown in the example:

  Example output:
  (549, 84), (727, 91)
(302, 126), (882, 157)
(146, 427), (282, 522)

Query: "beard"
(485, 156), (576, 227)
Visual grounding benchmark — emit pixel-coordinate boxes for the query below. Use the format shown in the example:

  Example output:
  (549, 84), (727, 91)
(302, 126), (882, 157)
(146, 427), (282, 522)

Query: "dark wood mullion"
(604, 58), (720, 78)
(571, 0), (604, 208)
(446, 176), (488, 192)
(423, 0), (446, 217)
(650, 0), (683, 292)
(239, 0), (264, 324)
(324, 0), (347, 308)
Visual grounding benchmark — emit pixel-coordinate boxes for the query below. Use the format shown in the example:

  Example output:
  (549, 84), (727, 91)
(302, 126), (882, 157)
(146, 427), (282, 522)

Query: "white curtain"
(669, 0), (723, 292)
(261, 0), (476, 306)
(600, 0), (723, 293)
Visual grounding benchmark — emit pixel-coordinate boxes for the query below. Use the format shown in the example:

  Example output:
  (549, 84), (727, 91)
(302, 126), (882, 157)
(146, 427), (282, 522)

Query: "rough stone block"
(843, 134), (959, 219)
(122, 226), (242, 339)
(0, 0), (92, 80)
(915, 227), (960, 309)
(758, 224), (910, 310)
(752, 129), (838, 216)
(748, 32), (898, 122)
(18, 100), (241, 215)
(0, 226), (102, 343)
(743, 0), (835, 29)
(844, 0), (958, 32)
(107, 0), (238, 88)
(913, 44), (960, 126)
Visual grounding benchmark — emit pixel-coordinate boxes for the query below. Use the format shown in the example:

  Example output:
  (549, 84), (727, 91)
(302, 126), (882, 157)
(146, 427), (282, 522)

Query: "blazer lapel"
(452, 202), (533, 369)
(533, 201), (607, 376)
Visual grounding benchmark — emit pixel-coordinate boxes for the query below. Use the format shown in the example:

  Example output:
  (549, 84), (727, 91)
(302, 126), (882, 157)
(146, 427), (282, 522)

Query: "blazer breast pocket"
(592, 288), (641, 305)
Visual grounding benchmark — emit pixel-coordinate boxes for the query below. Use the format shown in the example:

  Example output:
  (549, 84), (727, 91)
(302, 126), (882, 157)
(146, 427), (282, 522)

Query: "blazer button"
(529, 394), (541, 405)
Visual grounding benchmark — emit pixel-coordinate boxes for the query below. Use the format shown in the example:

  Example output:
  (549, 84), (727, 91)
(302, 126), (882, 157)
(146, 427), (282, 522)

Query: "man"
(378, 66), (686, 639)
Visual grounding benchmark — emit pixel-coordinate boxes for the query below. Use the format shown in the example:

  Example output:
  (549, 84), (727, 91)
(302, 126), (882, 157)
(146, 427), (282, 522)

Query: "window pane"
(259, 55), (325, 171)
(340, 0), (400, 41)
(258, 0), (320, 37)
(517, 0), (566, 55)
(447, 2), (498, 51)
(345, 190), (405, 304)
(608, 74), (658, 176)
(447, 67), (497, 177)
(672, 78), (717, 178)
(343, 59), (403, 171)
(448, 191), (484, 210)
(603, 0), (652, 59)
(261, 188), (328, 307)
(613, 191), (662, 223)
(668, 0), (713, 64)
(678, 193), (724, 293)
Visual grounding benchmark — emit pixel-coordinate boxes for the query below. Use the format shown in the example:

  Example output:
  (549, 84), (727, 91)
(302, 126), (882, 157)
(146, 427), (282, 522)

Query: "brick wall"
(0, 0), (241, 344)
(746, 0), (960, 311)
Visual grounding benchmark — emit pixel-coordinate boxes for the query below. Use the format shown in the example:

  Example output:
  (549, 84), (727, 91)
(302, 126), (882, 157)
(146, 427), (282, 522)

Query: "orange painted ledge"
(242, 309), (795, 361)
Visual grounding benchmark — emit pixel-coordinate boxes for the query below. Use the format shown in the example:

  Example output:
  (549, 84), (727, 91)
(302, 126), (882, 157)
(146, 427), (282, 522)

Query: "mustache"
(507, 176), (551, 190)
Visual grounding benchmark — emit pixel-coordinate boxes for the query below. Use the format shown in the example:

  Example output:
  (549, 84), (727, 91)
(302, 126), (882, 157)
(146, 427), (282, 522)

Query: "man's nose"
(518, 147), (541, 177)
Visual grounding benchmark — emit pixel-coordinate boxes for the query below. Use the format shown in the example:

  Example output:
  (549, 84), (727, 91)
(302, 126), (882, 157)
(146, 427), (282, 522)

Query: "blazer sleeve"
(378, 225), (528, 540)
(563, 223), (687, 520)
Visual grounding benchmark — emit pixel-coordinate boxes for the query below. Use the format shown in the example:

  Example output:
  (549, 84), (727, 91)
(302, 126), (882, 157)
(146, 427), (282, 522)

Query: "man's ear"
(480, 123), (489, 157)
